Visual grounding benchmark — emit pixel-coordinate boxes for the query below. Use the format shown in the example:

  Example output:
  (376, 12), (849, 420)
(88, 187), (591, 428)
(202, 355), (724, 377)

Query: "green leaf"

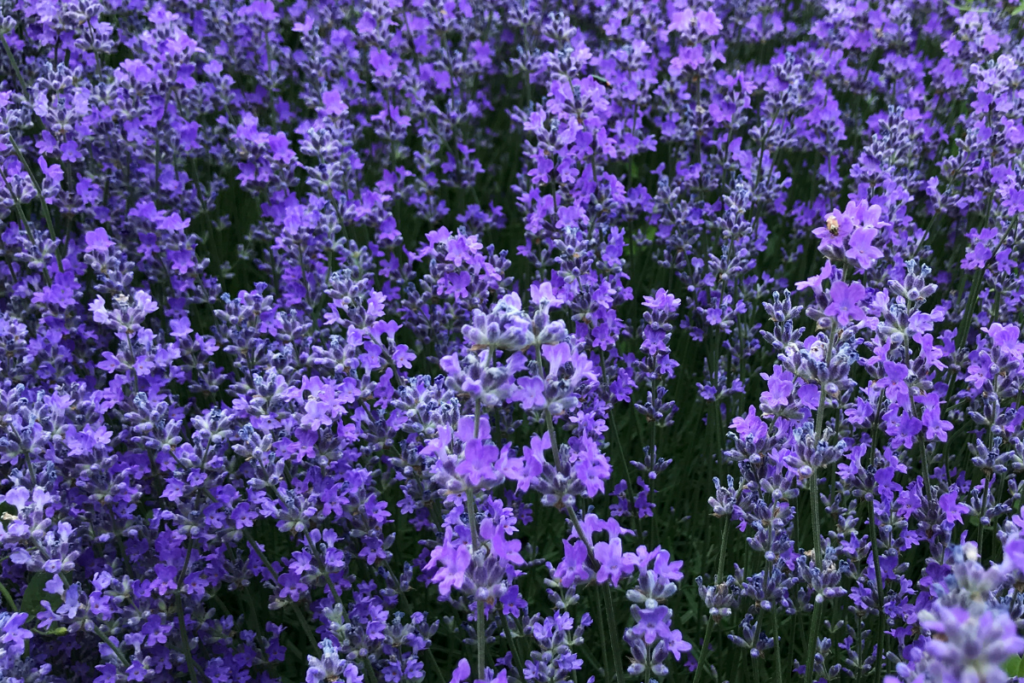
(1003, 654), (1022, 677)
(19, 572), (62, 619)
(33, 626), (67, 637)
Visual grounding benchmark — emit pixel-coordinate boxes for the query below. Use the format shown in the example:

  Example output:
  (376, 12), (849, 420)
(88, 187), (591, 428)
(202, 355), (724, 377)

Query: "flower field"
(2, 1), (1024, 682)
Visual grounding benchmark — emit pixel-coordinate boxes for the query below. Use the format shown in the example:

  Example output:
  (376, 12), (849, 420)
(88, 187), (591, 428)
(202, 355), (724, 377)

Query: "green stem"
(466, 488), (486, 677)
(243, 530), (319, 649)
(802, 476), (825, 683)
(951, 214), (1011, 370)
(310, 535), (342, 603)
(608, 409), (635, 499)
(771, 606), (784, 683)
(809, 474), (823, 576)
(470, 371), (487, 679)
(648, 425), (657, 545)
(802, 318), (836, 683)
(593, 586), (613, 678)
(693, 520), (730, 683)
(0, 579), (17, 611)
(176, 594), (201, 683)
(0, 166), (51, 286)
(387, 565), (447, 683)
(565, 506), (626, 683)
(808, 320), (837, 562)
(601, 584), (626, 683)
(868, 503), (886, 683)
(174, 539), (201, 681)
(95, 629), (132, 667)
(58, 574), (130, 666)
(540, 335), (624, 683)
(0, 51), (63, 273)
(803, 602), (822, 683)
(5, 142), (63, 269)
(304, 529), (382, 683)
(0, 34), (31, 96)
(501, 611), (526, 676)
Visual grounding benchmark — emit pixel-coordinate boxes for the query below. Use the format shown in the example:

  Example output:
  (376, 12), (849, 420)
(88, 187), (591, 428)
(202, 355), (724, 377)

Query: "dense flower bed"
(3, 0), (1024, 681)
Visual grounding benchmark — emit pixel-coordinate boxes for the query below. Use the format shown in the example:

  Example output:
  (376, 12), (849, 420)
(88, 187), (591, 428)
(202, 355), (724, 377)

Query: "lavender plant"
(3, 0), (1024, 682)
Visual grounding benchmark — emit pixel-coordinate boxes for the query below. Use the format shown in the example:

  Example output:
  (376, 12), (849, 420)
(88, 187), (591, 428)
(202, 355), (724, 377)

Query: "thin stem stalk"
(693, 519), (730, 683)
